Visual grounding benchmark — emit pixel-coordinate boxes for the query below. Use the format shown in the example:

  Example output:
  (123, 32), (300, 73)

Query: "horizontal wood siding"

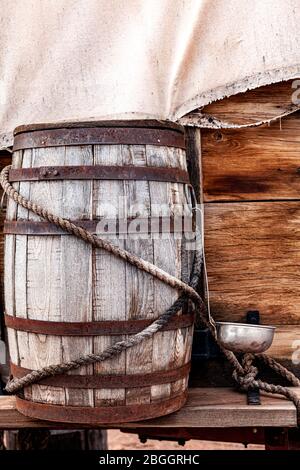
(201, 111), (300, 371)
(202, 80), (298, 126)
(202, 112), (300, 201)
(204, 201), (300, 325)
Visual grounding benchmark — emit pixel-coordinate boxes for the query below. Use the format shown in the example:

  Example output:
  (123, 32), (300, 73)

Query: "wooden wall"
(201, 112), (300, 372)
(202, 79), (298, 125)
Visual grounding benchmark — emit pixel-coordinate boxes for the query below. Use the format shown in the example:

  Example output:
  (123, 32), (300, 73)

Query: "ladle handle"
(246, 310), (261, 405)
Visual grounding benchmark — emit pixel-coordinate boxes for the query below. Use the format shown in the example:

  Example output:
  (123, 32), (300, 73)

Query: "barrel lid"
(14, 119), (184, 136)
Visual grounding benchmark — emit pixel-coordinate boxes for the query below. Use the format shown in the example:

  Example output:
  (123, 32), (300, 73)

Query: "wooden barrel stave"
(5, 123), (194, 422)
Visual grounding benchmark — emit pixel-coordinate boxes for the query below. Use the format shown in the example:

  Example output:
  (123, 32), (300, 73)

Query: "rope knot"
(232, 353), (258, 391)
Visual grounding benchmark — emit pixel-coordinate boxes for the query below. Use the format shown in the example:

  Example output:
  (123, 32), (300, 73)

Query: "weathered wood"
(26, 147), (65, 405)
(202, 112), (300, 201)
(204, 201), (300, 327)
(1, 152), (107, 448)
(5, 124), (192, 423)
(0, 388), (298, 429)
(124, 144), (153, 407)
(1, 155), (12, 452)
(202, 80), (298, 125)
(198, 107), (300, 371)
(93, 144), (126, 408)
(4, 151), (22, 387)
(268, 325), (300, 365)
(185, 128), (202, 201)
(60, 145), (94, 407)
(15, 149), (32, 402)
(0, 151), (12, 305)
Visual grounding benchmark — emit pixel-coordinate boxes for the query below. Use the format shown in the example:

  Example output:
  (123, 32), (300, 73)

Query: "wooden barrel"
(4, 120), (195, 424)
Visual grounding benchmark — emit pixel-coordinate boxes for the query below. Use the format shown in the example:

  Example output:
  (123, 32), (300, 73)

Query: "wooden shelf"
(0, 387), (299, 430)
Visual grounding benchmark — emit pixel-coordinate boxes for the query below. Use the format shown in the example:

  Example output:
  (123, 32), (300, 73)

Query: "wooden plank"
(171, 148), (193, 396)
(4, 150), (22, 382)
(202, 112), (300, 201)
(123, 144), (154, 406)
(26, 147), (65, 405)
(0, 388), (298, 429)
(202, 80), (298, 125)
(93, 145), (126, 407)
(268, 325), (300, 365)
(3, 138), (192, 420)
(60, 145), (94, 407)
(15, 149), (32, 401)
(204, 201), (300, 326)
(0, 151), (12, 303)
(147, 145), (181, 403)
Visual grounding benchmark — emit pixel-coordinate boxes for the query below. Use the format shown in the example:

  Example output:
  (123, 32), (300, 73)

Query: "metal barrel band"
(14, 119), (184, 135)
(4, 216), (194, 236)
(10, 362), (190, 389)
(15, 391), (187, 424)
(4, 312), (194, 336)
(8, 165), (190, 184)
(13, 127), (186, 151)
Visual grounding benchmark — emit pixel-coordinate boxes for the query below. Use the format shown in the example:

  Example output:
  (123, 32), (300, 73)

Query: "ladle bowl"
(216, 322), (276, 354)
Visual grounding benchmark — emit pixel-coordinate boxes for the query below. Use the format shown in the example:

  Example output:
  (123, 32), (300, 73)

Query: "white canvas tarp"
(1, 0), (300, 148)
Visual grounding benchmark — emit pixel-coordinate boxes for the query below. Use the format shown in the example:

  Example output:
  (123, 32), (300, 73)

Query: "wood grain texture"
(148, 146), (184, 403)
(197, 107), (300, 372)
(93, 144), (126, 408)
(268, 325), (300, 364)
(15, 149), (32, 401)
(0, 151), (12, 307)
(202, 80), (298, 125)
(26, 147), (65, 405)
(5, 150), (22, 384)
(60, 145), (93, 407)
(204, 201), (300, 325)
(202, 112), (300, 201)
(124, 144), (153, 407)
(0, 387), (298, 429)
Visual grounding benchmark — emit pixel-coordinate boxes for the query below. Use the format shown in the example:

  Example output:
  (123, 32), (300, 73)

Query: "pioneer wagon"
(1, 0), (300, 450)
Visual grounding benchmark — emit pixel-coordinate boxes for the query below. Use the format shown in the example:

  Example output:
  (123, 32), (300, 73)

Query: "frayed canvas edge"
(179, 103), (300, 129)
(2, 65), (300, 148)
(174, 64), (300, 126)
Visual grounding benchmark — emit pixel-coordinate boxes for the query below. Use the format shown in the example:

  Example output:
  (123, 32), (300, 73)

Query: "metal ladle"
(216, 321), (276, 354)
(216, 315), (276, 406)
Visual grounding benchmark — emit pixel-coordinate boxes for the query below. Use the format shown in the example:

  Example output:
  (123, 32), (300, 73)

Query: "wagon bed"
(1, 387), (300, 448)
(0, 387), (298, 429)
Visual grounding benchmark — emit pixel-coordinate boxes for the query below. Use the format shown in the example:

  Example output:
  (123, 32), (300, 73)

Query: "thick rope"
(1, 164), (300, 423)
(1, 167), (202, 304)
(5, 247), (203, 393)
(5, 292), (198, 394)
(1, 164), (205, 393)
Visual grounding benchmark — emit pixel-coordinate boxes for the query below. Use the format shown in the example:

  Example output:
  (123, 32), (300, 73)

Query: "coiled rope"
(1, 165), (300, 423)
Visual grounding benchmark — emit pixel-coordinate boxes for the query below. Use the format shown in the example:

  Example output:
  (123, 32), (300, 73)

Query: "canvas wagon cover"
(1, 0), (300, 148)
